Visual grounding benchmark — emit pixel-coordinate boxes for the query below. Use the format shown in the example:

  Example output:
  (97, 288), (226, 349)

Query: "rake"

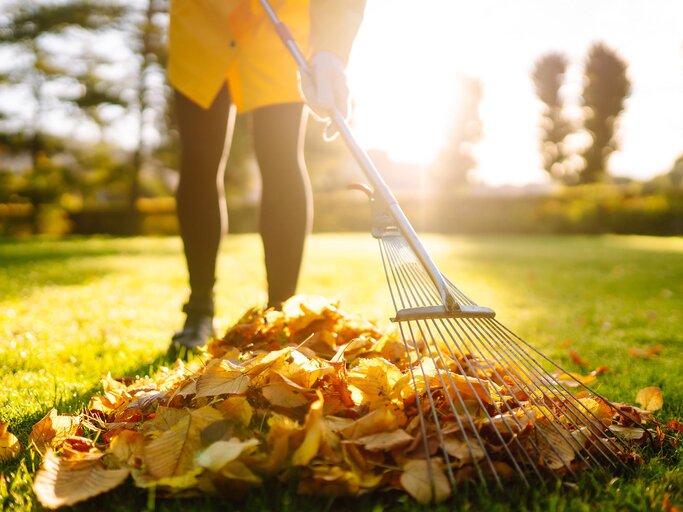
(259, 0), (646, 491)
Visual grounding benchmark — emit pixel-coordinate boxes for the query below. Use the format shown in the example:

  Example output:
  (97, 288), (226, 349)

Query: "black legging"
(175, 84), (311, 314)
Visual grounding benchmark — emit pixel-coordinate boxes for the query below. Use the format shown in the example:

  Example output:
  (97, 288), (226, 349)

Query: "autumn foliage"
(25, 296), (666, 508)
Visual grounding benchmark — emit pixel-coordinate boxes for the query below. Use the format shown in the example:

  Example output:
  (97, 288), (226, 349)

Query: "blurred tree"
(669, 154), (683, 188)
(0, 0), (124, 167)
(125, 0), (170, 210)
(431, 76), (483, 188)
(532, 52), (574, 183)
(579, 42), (630, 183)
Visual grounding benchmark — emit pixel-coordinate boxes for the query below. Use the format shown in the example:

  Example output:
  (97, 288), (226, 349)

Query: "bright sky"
(347, 0), (683, 185)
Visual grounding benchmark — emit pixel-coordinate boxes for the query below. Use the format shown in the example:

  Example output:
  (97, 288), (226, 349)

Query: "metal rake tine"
(478, 318), (630, 463)
(378, 240), (439, 492)
(382, 239), (474, 487)
(486, 319), (639, 457)
(391, 241), (623, 476)
(459, 317), (617, 472)
(384, 239), (531, 487)
(387, 242), (552, 481)
(382, 238), (502, 488)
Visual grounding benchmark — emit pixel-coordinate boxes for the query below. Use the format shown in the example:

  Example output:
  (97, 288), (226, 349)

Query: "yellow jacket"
(168, 0), (366, 111)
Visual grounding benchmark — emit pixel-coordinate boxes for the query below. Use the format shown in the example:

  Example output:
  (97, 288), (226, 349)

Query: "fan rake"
(260, 0), (647, 492)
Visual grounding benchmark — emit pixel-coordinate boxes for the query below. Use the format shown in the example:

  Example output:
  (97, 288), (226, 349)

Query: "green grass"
(1, 234), (682, 511)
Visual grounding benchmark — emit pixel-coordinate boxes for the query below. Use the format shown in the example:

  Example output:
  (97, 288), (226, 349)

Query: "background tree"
(532, 52), (574, 183)
(431, 76), (483, 189)
(579, 42), (631, 183)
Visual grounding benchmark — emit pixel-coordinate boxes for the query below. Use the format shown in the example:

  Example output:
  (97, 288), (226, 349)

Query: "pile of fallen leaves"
(3, 296), (673, 508)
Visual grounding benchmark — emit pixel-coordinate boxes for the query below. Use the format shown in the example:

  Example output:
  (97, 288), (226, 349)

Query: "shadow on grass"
(0, 236), (181, 300)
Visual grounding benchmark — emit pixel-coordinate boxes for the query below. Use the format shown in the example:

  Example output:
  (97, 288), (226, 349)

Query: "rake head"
(376, 232), (649, 491)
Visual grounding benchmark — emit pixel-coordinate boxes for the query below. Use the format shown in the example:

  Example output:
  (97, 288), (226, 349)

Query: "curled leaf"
(29, 409), (81, 452)
(0, 421), (21, 462)
(33, 451), (129, 509)
(196, 438), (260, 472)
(636, 386), (663, 412)
(400, 458), (451, 504)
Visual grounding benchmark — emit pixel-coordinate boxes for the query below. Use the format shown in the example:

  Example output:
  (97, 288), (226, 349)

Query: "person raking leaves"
(167, 0), (366, 358)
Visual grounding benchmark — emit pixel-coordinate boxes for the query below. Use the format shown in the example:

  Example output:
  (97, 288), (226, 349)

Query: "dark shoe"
(167, 313), (215, 360)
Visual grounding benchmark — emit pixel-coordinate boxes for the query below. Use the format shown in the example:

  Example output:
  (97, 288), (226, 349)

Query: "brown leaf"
(608, 425), (647, 441)
(569, 350), (589, 367)
(663, 492), (682, 512)
(400, 458), (451, 504)
(666, 420), (683, 433)
(143, 406), (223, 480)
(33, 450), (129, 509)
(351, 429), (413, 452)
(29, 409), (81, 452)
(262, 380), (310, 408)
(215, 396), (253, 426)
(636, 386), (663, 412)
(627, 344), (664, 359)
(195, 359), (250, 398)
(196, 438), (260, 472)
(442, 436), (486, 464)
(534, 421), (577, 470)
(109, 430), (145, 467)
(0, 421), (21, 462)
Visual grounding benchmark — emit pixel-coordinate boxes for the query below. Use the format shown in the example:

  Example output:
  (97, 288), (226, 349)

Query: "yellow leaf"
(292, 393), (325, 466)
(33, 450), (130, 509)
(88, 373), (130, 414)
(0, 421), (21, 462)
(534, 421), (577, 470)
(347, 357), (402, 407)
(142, 406), (189, 435)
(259, 413), (302, 474)
(29, 409), (81, 452)
(196, 359), (250, 398)
(636, 386), (663, 412)
(352, 429), (413, 452)
(442, 436), (486, 464)
(215, 396), (253, 426)
(143, 406), (223, 480)
(262, 379), (310, 408)
(400, 458), (452, 504)
(340, 404), (407, 439)
(218, 460), (262, 484)
(276, 350), (334, 388)
(109, 430), (145, 466)
(196, 438), (260, 472)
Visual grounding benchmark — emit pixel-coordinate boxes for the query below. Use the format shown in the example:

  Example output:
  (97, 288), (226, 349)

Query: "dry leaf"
(33, 450), (129, 509)
(262, 380), (310, 408)
(636, 387), (663, 412)
(352, 429), (413, 452)
(569, 350), (589, 367)
(109, 430), (145, 466)
(29, 409), (81, 452)
(144, 406), (224, 480)
(400, 458), (452, 504)
(627, 344), (664, 359)
(292, 393), (325, 466)
(195, 359), (250, 398)
(215, 396), (253, 426)
(26, 296), (652, 505)
(0, 421), (21, 462)
(196, 438), (260, 472)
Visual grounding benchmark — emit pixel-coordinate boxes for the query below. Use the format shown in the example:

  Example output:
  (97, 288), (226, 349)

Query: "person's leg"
(252, 103), (311, 308)
(173, 84), (235, 346)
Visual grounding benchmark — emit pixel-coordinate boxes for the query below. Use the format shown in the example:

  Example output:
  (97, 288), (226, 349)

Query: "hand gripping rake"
(260, 0), (647, 493)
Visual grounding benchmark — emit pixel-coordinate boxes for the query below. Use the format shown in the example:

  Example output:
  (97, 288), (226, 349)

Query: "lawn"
(1, 234), (682, 511)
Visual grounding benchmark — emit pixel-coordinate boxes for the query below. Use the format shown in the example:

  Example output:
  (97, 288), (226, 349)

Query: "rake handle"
(258, 0), (457, 311)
